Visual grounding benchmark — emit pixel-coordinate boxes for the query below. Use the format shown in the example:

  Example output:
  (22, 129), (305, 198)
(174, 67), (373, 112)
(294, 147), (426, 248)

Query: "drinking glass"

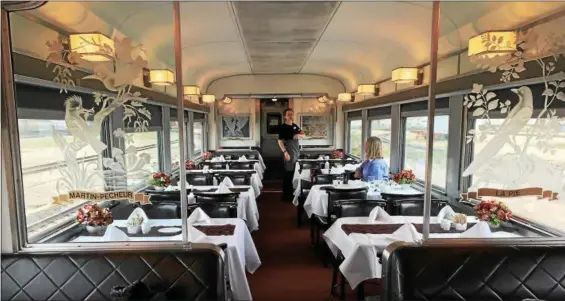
(367, 176), (376, 191)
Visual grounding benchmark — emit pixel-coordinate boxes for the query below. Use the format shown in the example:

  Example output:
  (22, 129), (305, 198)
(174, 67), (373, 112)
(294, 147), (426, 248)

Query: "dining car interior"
(2, 1), (565, 300)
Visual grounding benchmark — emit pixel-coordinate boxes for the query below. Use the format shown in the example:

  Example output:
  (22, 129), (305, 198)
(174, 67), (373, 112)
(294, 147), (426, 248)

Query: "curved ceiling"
(23, 1), (565, 93)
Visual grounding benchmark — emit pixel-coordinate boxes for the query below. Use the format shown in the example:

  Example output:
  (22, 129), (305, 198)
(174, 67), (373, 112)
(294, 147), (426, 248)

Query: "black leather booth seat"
(382, 241), (565, 301)
(1, 244), (226, 301)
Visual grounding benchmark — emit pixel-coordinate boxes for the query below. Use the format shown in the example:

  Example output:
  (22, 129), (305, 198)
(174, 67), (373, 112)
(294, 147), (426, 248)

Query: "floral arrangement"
(393, 169), (416, 184)
(202, 151), (213, 161)
(77, 203), (113, 227)
(149, 172), (171, 187)
(185, 160), (196, 170)
(475, 199), (512, 226)
(453, 213), (467, 225)
(331, 150), (344, 159)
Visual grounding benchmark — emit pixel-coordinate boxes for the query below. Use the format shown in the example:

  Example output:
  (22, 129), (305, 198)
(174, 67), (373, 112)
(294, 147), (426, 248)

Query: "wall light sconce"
(357, 84), (376, 95)
(317, 95), (331, 103)
(149, 69), (175, 86)
(222, 96), (232, 104)
(391, 67), (420, 84)
(468, 30), (517, 60)
(69, 33), (114, 62)
(202, 94), (216, 103)
(183, 85), (200, 95)
(337, 93), (353, 102)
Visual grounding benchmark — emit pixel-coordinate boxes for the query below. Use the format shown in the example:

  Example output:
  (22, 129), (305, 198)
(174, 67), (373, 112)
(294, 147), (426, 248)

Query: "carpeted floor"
(247, 160), (380, 300)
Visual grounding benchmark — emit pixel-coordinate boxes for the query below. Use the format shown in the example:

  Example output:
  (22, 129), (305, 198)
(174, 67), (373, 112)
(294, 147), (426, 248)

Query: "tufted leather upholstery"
(392, 199), (448, 216)
(139, 202), (180, 219)
(1, 246), (226, 301)
(335, 199), (387, 218)
(214, 173), (251, 186)
(382, 242), (565, 301)
(188, 203), (237, 218)
(229, 162), (253, 170)
(186, 174), (213, 186)
(193, 192), (239, 203)
(325, 187), (368, 219)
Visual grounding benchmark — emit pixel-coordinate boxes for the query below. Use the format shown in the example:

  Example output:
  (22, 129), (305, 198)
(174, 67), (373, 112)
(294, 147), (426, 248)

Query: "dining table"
(323, 215), (521, 289)
(72, 217), (261, 301)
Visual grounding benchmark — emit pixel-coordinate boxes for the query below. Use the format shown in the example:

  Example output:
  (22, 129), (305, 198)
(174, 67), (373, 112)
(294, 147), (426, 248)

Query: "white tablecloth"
(189, 186), (259, 231)
(300, 184), (381, 216)
(214, 150), (266, 171)
(73, 218), (260, 301)
(323, 216), (520, 289)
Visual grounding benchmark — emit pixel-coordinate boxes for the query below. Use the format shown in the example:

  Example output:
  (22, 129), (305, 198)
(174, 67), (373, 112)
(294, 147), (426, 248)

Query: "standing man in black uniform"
(278, 108), (305, 200)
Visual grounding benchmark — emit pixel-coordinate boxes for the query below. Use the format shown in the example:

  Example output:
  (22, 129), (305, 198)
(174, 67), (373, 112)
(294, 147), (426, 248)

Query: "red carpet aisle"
(247, 185), (334, 300)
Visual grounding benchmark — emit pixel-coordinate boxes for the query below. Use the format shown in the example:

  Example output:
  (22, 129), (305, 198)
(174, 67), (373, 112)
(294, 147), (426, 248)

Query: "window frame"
(400, 108), (450, 192)
(368, 114), (392, 164)
(346, 117), (363, 159)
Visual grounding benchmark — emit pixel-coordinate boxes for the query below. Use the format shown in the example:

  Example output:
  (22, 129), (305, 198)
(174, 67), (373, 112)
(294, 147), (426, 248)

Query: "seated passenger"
(354, 136), (389, 181)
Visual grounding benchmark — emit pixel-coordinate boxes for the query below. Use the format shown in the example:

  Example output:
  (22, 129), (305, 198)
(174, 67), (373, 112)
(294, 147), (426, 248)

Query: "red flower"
(150, 172), (171, 187)
(185, 160), (196, 169)
(474, 199), (512, 223)
(394, 169), (415, 184)
(202, 152), (213, 160)
(76, 203), (113, 227)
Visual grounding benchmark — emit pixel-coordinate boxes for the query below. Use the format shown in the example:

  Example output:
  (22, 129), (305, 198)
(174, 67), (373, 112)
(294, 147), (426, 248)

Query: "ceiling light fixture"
(468, 30), (517, 60)
(202, 94), (215, 103)
(69, 33), (114, 62)
(317, 95), (330, 103)
(391, 67), (419, 84)
(149, 69), (175, 86)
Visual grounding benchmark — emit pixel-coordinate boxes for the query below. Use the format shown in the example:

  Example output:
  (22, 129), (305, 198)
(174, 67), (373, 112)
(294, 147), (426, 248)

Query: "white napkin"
(437, 205), (456, 221)
(343, 163), (357, 171)
(164, 185), (178, 191)
(210, 157), (219, 162)
(216, 182), (231, 193)
(331, 167), (344, 174)
(126, 208), (149, 225)
(318, 155), (324, 160)
(389, 223), (422, 242)
(219, 155), (225, 162)
(102, 225), (129, 241)
(459, 221), (492, 238)
(368, 206), (395, 223)
(222, 177), (235, 188)
(238, 155), (248, 162)
(187, 207), (212, 225)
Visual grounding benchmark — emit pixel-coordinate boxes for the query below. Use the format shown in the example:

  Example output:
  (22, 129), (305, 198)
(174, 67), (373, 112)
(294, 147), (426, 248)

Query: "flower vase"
(127, 225), (141, 234)
(153, 186), (164, 192)
(454, 223), (467, 231)
(86, 225), (105, 234)
(488, 221), (501, 229)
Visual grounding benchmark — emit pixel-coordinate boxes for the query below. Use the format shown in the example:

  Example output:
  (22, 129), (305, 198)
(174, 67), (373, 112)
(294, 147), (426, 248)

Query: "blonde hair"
(365, 136), (384, 160)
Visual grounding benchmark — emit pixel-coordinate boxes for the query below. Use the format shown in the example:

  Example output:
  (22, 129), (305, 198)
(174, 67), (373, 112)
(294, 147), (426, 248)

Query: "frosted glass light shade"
(69, 33), (114, 62)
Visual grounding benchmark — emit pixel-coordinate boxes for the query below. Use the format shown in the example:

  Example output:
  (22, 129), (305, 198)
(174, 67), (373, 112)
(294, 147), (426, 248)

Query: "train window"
(19, 119), (105, 240)
(370, 119), (392, 164)
(125, 131), (161, 189)
(348, 119), (363, 158)
(170, 120), (180, 170)
(403, 115), (449, 188)
(193, 121), (203, 156)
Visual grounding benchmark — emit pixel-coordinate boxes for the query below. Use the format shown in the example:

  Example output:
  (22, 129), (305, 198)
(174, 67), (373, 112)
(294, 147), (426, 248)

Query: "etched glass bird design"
(463, 86), (534, 177)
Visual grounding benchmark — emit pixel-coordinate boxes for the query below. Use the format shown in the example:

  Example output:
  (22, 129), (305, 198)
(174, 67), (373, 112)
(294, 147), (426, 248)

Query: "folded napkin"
(103, 225), (129, 241)
(318, 156), (324, 160)
(343, 163), (357, 170)
(219, 155), (225, 162)
(216, 182), (232, 193)
(459, 221), (492, 238)
(127, 208), (149, 225)
(187, 207), (212, 225)
(437, 205), (456, 221)
(331, 167), (345, 174)
(389, 223), (422, 242)
(210, 157), (219, 162)
(222, 177), (235, 188)
(238, 155), (248, 162)
(368, 206), (395, 223)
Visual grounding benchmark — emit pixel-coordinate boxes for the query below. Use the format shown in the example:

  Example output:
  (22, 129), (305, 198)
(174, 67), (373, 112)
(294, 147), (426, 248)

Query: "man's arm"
(278, 139), (290, 161)
(293, 125), (306, 139)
